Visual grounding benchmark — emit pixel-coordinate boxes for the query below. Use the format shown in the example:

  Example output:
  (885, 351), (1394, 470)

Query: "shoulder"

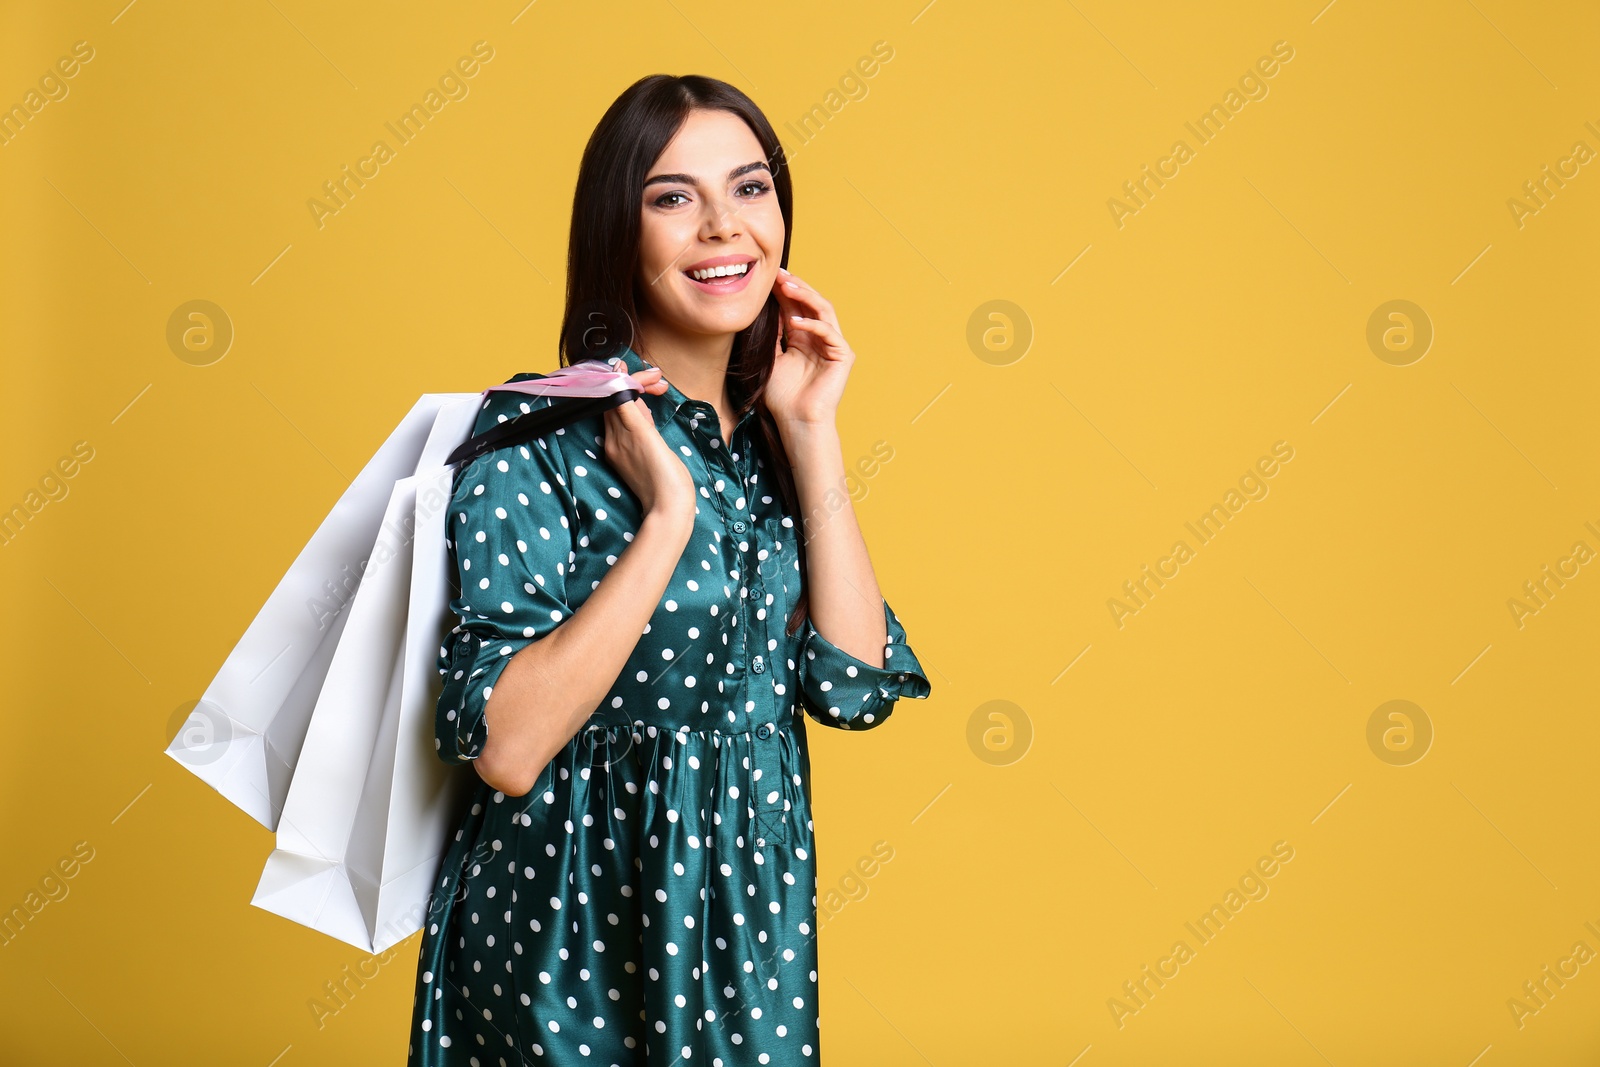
(471, 371), (554, 437)
(471, 371), (611, 451)
(452, 372), (583, 505)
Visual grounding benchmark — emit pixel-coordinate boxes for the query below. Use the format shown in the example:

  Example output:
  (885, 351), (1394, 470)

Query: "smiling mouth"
(681, 260), (756, 292)
(684, 262), (752, 283)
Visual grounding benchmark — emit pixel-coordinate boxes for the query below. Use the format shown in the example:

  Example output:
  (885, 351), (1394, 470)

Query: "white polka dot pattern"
(407, 349), (931, 1066)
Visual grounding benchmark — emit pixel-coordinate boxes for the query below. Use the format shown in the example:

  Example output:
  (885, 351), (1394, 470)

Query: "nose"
(700, 190), (744, 241)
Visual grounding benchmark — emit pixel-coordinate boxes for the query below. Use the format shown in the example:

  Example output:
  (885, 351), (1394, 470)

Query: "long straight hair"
(556, 74), (807, 637)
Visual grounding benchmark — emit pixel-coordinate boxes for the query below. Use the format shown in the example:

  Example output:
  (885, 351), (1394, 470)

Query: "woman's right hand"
(602, 359), (695, 519)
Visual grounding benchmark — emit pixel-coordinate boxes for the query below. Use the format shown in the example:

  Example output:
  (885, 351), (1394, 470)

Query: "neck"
(635, 317), (737, 413)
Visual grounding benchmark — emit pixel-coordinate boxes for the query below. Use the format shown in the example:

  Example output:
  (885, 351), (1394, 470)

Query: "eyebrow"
(643, 161), (771, 190)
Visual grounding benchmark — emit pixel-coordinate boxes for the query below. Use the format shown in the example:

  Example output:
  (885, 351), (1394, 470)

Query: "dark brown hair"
(556, 74), (807, 636)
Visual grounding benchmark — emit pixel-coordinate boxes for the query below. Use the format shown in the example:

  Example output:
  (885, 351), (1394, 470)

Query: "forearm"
(781, 421), (888, 667)
(474, 502), (694, 795)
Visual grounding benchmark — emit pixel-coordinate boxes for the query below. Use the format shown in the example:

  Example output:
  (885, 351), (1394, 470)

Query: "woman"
(408, 73), (931, 1066)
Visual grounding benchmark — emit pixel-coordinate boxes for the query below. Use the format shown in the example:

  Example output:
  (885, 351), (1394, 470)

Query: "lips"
(683, 253), (753, 274)
(681, 256), (757, 294)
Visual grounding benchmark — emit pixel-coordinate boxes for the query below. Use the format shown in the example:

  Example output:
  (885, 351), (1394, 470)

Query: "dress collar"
(614, 345), (758, 443)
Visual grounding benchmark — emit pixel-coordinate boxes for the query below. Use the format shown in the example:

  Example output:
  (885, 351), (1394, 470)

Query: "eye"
(653, 190), (690, 208)
(737, 180), (770, 197)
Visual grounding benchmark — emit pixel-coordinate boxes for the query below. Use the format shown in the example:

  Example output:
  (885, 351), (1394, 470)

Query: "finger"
(629, 396), (661, 428)
(772, 283), (834, 331)
(785, 315), (848, 356)
(607, 400), (644, 442)
(775, 275), (837, 327)
(777, 266), (825, 305)
(775, 272), (824, 306)
(610, 357), (653, 376)
(607, 393), (644, 424)
(610, 358), (668, 394)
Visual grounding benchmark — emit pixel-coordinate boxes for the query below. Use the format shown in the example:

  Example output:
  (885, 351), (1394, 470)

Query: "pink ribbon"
(481, 358), (644, 398)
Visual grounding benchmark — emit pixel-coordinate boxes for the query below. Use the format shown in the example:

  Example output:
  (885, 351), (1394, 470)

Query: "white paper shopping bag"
(357, 463), (473, 951)
(177, 362), (648, 950)
(164, 393), (476, 829)
(251, 472), (419, 950)
(356, 405), (486, 949)
(251, 399), (483, 952)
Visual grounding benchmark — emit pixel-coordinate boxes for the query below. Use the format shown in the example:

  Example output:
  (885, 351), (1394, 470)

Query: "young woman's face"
(636, 108), (784, 341)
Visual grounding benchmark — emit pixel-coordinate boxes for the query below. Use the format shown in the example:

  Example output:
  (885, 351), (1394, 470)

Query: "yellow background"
(3, 0), (1598, 1063)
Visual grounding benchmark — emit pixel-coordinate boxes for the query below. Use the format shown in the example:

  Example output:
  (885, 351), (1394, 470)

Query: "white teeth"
(688, 262), (751, 281)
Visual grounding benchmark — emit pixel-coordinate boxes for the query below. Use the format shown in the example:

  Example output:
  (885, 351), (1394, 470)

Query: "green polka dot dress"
(407, 346), (932, 1065)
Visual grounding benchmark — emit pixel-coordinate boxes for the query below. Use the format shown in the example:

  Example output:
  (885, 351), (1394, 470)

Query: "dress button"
(733, 520), (746, 533)
(751, 655), (765, 674)
(756, 723), (771, 739)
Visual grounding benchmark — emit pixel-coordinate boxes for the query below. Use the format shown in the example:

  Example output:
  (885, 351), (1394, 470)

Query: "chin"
(680, 305), (764, 338)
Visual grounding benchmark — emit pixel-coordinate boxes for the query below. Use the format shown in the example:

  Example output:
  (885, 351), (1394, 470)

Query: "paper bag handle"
(444, 358), (644, 468)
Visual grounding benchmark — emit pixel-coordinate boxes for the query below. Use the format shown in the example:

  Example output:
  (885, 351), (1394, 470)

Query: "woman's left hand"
(764, 267), (854, 433)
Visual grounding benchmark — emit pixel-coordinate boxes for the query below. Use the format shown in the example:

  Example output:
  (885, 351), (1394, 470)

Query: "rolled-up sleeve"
(434, 396), (578, 764)
(797, 596), (931, 731)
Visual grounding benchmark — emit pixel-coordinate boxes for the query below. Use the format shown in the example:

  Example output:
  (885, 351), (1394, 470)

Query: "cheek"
(755, 207), (786, 255)
(636, 215), (671, 275)
(637, 212), (695, 276)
